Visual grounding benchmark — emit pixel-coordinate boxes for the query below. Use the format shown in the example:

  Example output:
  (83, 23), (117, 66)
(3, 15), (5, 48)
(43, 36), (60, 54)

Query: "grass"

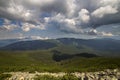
(0, 74), (12, 80)
(34, 74), (80, 80)
(0, 50), (120, 73)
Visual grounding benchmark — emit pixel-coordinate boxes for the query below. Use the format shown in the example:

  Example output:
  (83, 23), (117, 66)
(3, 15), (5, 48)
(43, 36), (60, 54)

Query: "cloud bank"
(0, 0), (120, 36)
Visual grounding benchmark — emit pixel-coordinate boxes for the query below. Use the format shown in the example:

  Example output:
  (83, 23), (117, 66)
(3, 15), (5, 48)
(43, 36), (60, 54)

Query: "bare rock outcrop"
(4, 69), (120, 80)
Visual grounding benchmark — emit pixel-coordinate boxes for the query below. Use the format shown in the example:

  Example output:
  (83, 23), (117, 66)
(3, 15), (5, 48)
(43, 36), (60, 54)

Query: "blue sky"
(0, 0), (120, 40)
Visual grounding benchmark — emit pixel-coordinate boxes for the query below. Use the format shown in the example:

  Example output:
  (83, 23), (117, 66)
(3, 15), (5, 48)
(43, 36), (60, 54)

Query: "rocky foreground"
(4, 69), (120, 80)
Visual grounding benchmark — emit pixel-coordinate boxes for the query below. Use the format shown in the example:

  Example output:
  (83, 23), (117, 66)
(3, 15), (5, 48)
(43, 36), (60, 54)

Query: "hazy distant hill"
(0, 39), (20, 47)
(0, 38), (120, 55)
(57, 38), (120, 51)
(1, 40), (57, 50)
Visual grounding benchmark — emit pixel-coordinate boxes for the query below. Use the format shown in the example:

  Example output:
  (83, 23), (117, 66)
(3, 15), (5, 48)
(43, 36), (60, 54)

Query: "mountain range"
(0, 38), (120, 56)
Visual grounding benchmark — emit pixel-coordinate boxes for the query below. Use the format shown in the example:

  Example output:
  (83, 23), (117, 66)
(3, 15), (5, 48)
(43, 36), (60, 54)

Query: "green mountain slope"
(0, 50), (120, 73)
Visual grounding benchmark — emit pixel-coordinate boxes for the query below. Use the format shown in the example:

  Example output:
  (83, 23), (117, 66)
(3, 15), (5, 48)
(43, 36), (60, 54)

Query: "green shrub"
(34, 74), (80, 80)
(0, 74), (12, 80)
(62, 74), (79, 80)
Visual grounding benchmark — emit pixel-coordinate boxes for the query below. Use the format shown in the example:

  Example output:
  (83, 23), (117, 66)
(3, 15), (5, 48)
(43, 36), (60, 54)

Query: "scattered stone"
(3, 69), (120, 80)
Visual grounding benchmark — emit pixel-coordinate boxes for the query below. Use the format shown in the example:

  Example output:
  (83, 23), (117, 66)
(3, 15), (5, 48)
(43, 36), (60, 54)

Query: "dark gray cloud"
(40, 0), (68, 14)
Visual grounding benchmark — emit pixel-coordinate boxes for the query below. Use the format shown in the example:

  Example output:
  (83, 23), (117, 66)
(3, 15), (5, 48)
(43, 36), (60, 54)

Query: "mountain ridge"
(0, 38), (120, 57)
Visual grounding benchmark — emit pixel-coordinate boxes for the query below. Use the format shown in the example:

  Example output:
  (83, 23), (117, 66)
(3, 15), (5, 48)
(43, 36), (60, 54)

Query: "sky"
(0, 0), (120, 40)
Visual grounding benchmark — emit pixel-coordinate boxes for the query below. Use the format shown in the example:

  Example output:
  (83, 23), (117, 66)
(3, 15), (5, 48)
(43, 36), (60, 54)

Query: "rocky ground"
(4, 69), (120, 80)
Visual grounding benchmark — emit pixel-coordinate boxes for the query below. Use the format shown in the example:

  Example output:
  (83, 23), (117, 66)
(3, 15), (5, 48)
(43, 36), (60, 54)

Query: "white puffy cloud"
(86, 29), (114, 37)
(0, 22), (18, 31)
(99, 0), (120, 7)
(0, 0), (40, 24)
(18, 35), (49, 40)
(3, 24), (17, 31)
(92, 6), (118, 18)
(78, 9), (90, 23)
(30, 36), (49, 40)
(21, 23), (45, 32)
(101, 32), (113, 37)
